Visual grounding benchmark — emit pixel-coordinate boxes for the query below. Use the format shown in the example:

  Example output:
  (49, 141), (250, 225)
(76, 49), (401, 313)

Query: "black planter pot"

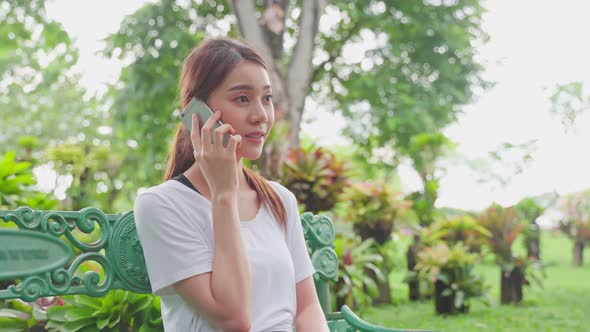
(353, 220), (394, 245)
(434, 280), (469, 315)
(434, 280), (453, 314)
(501, 266), (524, 304)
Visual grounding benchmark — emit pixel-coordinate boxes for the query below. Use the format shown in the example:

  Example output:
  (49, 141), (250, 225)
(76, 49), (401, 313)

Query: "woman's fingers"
(200, 111), (221, 151)
(214, 124), (235, 149)
(227, 134), (242, 153)
(190, 114), (201, 157)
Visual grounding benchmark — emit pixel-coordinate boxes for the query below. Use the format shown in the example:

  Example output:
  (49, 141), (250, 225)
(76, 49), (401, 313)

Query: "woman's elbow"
(220, 315), (251, 332)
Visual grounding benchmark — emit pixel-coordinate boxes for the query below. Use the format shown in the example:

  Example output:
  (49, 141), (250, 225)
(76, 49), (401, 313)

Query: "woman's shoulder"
(134, 180), (210, 229)
(267, 180), (295, 201)
(136, 180), (183, 200)
(134, 180), (206, 212)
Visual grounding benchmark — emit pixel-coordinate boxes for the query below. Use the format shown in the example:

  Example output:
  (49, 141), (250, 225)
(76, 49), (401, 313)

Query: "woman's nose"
(250, 100), (269, 123)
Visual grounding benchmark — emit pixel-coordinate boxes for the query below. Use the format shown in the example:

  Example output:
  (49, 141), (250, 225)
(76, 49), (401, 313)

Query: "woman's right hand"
(190, 111), (243, 196)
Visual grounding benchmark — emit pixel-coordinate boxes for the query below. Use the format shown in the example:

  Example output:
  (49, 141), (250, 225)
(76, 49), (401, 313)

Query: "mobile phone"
(179, 97), (231, 147)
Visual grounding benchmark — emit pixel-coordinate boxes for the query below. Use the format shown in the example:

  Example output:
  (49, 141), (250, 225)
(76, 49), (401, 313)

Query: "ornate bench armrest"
(340, 305), (436, 332)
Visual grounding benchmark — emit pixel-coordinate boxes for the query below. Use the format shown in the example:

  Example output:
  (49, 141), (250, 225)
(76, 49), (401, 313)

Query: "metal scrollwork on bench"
(301, 212), (338, 282)
(107, 211), (150, 293)
(0, 207), (337, 301)
(0, 207), (151, 302)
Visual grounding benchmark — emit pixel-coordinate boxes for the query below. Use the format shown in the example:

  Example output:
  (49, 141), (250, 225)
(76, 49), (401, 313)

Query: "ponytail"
(163, 124), (194, 182)
(243, 167), (287, 227)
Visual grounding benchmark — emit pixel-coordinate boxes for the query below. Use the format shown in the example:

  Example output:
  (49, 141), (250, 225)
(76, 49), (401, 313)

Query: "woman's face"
(206, 61), (274, 161)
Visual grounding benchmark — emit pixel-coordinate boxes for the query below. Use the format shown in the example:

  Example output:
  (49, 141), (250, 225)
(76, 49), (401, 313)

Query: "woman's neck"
(183, 160), (250, 197)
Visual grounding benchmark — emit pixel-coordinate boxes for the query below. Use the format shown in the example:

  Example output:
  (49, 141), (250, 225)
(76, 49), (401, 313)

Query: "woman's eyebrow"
(227, 84), (271, 91)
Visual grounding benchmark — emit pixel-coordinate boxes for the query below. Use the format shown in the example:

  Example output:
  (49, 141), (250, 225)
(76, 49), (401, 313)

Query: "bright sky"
(44, 0), (590, 211)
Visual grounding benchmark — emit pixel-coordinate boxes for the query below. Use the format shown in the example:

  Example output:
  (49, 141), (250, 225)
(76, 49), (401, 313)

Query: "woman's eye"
(235, 96), (248, 103)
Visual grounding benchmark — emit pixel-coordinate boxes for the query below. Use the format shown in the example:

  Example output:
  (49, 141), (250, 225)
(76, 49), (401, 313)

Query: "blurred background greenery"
(1, 0), (590, 331)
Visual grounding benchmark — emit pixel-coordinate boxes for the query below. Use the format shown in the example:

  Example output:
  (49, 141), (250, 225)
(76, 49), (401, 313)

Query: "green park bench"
(0, 206), (432, 332)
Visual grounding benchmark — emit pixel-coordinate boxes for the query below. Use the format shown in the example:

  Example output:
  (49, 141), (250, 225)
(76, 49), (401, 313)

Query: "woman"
(133, 38), (329, 331)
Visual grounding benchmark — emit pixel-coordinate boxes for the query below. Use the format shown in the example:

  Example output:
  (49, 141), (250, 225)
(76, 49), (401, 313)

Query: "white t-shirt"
(133, 179), (315, 332)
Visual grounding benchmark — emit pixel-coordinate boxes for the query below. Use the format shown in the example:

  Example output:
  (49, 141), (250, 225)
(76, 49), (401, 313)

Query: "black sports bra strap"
(171, 173), (201, 195)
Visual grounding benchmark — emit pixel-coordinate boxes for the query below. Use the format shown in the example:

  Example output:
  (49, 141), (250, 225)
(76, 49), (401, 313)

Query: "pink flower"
(33, 296), (59, 311)
(343, 248), (353, 265)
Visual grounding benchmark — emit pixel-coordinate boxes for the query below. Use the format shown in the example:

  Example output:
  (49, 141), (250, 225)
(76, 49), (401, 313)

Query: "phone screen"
(179, 97), (231, 147)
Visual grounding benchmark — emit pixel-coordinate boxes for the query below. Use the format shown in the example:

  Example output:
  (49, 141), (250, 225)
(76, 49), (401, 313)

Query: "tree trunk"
(230, 0), (326, 177)
(527, 236), (541, 260)
(573, 240), (584, 266)
(501, 267), (524, 304)
(407, 234), (421, 301)
(363, 266), (391, 305)
(375, 278), (391, 305)
(526, 222), (541, 260)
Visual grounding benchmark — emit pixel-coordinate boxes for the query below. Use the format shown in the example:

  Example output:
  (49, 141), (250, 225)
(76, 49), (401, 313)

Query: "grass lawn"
(359, 231), (590, 332)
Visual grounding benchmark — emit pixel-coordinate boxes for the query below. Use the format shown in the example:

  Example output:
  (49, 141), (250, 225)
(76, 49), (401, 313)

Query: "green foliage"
(100, 0), (488, 190)
(402, 133), (455, 227)
(46, 291), (162, 332)
(322, 1), (488, 158)
(405, 133), (455, 182)
(414, 243), (491, 313)
(0, 151), (35, 207)
(423, 215), (491, 253)
(515, 198), (545, 223)
(558, 190), (590, 242)
(333, 234), (385, 310)
(549, 81), (590, 133)
(468, 141), (537, 190)
(415, 243), (478, 282)
(1, 0), (115, 211)
(281, 143), (351, 213)
(102, 0), (237, 188)
(515, 197), (545, 253)
(478, 203), (526, 265)
(406, 180), (440, 227)
(0, 299), (37, 331)
(363, 232), (580, 331)
(0, 0), (101, 150)
(44, 142), (125, 210)
(339, 180), (410, 225)
(0, 151), (58, 210)
(376, 236), (406, 274)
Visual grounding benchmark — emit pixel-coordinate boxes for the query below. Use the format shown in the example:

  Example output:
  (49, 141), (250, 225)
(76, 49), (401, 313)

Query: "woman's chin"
(236, 148), (263, 161)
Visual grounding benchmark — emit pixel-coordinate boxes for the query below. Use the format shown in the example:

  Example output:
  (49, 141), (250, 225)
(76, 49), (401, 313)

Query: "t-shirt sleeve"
(285, 190), (316, 284)
(134, 192), (213, 296)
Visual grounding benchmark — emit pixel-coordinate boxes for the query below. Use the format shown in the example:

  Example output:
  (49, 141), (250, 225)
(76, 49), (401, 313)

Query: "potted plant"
(422, 215), (491, 253)
(515, 197), (546, 260)
(281, 143), (350, 214)
(332, 234), (385, 310)
(478, 203), (544, 304)
(415, 242), (490, 315)
(339, 180), (411, 244)
(558, 191), (590, 266)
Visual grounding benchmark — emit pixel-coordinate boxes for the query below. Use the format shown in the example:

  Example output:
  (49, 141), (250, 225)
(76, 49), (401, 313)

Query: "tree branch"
(229, 0), (274, 64)
(310, 18), (363, 85)
(286, 0), (326, 141)
(260, 0), (288, 59)
(230, 0), (288, 121)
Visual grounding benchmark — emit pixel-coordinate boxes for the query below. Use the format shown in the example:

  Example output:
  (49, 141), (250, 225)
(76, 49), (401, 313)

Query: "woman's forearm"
(210, 192), (252, 321)
(295, 303), (329, 332)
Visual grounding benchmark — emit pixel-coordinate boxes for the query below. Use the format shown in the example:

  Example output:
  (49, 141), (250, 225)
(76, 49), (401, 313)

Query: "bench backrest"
(0, 206), (338, 314)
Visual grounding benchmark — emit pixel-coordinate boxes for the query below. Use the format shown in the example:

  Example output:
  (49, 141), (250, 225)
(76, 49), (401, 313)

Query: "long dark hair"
(163, 38), (286, 227)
